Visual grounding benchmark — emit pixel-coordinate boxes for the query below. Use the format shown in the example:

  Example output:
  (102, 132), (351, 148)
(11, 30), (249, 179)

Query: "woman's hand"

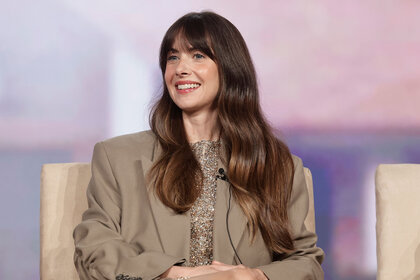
(194, 261), (268, 280)
(211, 261), (267, 280)
(160, 261), (267, 280)
(230, 266), (268, 280)
(159, 262), (233, 279)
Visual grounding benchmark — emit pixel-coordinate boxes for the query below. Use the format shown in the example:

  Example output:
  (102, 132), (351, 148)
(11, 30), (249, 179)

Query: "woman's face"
(164, 36), (219, 115)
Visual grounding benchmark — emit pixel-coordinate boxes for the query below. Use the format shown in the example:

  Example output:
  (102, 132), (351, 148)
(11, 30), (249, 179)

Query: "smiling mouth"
(176, 83), (201, 90)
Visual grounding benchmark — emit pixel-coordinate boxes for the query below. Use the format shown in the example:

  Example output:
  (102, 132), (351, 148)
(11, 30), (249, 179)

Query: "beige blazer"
(73, 131), (324, 280)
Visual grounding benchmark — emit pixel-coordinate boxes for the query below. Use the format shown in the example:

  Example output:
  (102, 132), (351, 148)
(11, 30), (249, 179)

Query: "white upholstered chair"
(40, 163), (90, 280)
(40, 163), (316, 280)
(375, 164), (420, 280)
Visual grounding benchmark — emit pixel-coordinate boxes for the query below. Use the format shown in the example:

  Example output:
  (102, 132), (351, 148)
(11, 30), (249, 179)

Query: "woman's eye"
(193, 53), (205, 59)
(167, 55), (178, 61)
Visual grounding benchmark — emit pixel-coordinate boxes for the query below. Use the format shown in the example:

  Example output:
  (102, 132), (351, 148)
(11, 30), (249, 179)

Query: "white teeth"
(177, 83), (200, 90)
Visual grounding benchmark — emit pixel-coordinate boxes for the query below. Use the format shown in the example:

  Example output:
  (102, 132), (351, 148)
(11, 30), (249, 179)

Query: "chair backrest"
(375, 164), (420, 280)
(40, 163), (91, 280)
(40, 163), (316, 280)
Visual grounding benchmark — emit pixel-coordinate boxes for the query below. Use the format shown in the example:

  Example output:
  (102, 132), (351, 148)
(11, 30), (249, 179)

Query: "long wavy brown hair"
(149, 11), (295, 254)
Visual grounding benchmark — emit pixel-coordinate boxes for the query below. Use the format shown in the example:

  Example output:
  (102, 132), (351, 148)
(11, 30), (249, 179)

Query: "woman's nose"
(175, 58), (191, 76)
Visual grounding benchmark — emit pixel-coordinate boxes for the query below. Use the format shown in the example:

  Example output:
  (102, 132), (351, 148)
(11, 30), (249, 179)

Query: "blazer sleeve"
(73, 142), (185, 280)
(257, 156), (325, 280)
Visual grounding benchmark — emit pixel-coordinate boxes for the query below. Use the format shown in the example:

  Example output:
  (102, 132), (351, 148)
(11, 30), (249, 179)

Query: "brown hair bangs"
(159, 14), (216, 74)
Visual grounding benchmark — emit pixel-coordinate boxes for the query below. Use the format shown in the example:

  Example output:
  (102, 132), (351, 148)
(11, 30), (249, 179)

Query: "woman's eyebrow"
(168, 48), (179, 54)
(168, 47), (203, 54)
(188, 47), (201, 52)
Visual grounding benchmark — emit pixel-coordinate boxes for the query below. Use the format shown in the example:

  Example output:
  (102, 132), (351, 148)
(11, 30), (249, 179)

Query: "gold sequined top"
(187, 139), (221, 267)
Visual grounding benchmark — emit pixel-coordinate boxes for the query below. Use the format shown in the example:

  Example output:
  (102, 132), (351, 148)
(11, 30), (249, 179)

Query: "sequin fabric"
(115, 274), (142, 280)
(187, 140), (220, 267)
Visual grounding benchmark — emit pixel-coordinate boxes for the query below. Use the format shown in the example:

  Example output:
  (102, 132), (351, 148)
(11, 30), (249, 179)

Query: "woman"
(73, 11), (324, 280)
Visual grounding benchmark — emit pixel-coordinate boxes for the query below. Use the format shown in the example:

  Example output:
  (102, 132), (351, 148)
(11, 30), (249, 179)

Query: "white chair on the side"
(375, 164), (420, 280)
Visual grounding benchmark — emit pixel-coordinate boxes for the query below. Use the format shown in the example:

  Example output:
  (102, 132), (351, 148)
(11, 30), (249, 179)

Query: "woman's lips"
(175, 82), (201, 94)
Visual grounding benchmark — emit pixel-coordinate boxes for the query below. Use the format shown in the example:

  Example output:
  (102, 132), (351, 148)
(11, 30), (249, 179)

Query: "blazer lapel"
(213, 161), (247, 265)
(140, 152), (190, 261)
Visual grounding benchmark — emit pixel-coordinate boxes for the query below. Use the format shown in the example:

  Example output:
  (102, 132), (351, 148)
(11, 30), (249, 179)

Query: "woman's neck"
(182, 109), (220, 143)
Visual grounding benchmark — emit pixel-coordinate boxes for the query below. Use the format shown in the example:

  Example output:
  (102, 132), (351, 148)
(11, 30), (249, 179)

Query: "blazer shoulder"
(291, 154), (303, 169)
(97, 130), (157, 161)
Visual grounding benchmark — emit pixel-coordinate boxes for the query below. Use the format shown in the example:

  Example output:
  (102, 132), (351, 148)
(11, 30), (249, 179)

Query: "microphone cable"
(226, 186), (243, 265)
(217, 168), (243, 264)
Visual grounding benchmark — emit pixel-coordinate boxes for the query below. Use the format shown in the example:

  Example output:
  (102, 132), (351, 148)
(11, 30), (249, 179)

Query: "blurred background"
(1, 0), (420, 279)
